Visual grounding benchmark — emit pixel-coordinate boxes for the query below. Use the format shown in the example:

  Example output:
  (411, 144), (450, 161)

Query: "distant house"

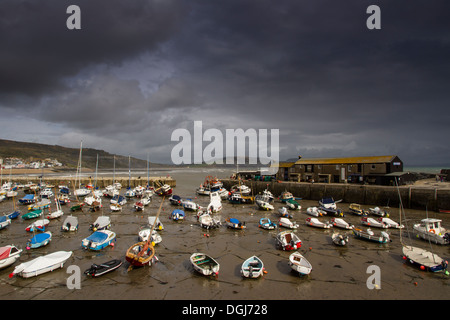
(275, 155), (405, 185)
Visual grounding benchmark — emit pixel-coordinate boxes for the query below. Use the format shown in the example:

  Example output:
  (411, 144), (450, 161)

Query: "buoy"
(309, 247), (312, 250)
(414, 282), (418, 286)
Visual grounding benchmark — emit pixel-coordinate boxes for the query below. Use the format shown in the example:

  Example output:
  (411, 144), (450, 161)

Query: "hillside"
(0, 139), (160, 169)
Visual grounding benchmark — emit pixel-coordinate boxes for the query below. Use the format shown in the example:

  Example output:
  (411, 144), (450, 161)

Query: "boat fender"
(429, 229), (435, 234)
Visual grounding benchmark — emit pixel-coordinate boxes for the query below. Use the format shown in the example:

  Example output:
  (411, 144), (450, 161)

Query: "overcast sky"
(1, 0), (449, 166)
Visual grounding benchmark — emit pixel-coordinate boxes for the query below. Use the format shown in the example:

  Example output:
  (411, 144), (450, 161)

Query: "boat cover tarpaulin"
(229, 218), (240, 224)
(86, 231), (108, 242)
(0, 247), (12, 260)
(21, 194), (35, 200)
(30, 233), (51, 244)
(0, 216), (8, 223)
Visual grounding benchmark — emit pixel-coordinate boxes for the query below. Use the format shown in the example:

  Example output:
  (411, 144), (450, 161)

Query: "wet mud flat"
(0, 171), (449, 300)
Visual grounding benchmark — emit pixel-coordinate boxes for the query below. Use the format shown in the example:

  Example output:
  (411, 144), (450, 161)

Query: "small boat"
(84, 259), (123, 277)
(9, 251), (73, 278)
(378, 217), (404, 229)
(259, 217), (277, 230)
(349, 203), (368, 216)
(134, 185), (146, 197)
(81, 230), (116, 251)
(279, 217), (299, 229)
(110, 203), (122, 212)
(90, 216), (111, 231)
(169, 195), (183, 205)
(138, 227), (162, 245)
(255, 199), (274, 211)
(190, 253), (220, 277)
(402, 245), (448, 272)
(288, 252), (312, 276)
(7, 210), (21, 219)
(306, 207), (326, 217)
(25, 219), (50, 232)
(331, 217), (354, 229)
(125, 188), (136, 198)
(39, 188), (54, 199)
(278, 207), (292, 218)
(155, 184), (173, 196)
(74, 188), (91, 197)
(226, 218), (246, 229)
(286, 199), (301, 210)
(148, 217), (164, 231)
(306, 217), (332, 229)
(57, 193), (71, 205)
(361, 217), (388, 228)
(170, 209), (185, 221)
(183, 199), (200, 211)
(331, 233), (349, 246)
(111, 195), (127, 206)
(230, 184), (251, 195)
(47, 202), (64, 219)
(22, 209), (43, 220)
(28, 199), (51, 211)
(19, 194), (35, 205)
(70, 202), (84, 212)
(280, 190), (294, 202)
(140, 194), (152, 206)
(319, 197), (341, 210)
(207, 191), (222, 213)
(353, 228), (391, 244)
(241, 256), (264, 278)
(413, 218), (450, 245)
(0, 216), (11, 230)
(26, 231), (52, 249)
(0, 245), (22, 270)
(61, 216), (78, 232)
(276, 231), (302, 251)
(369, 206), (389, 217)
(134, 201), (145, 211)
(198, 213), (221, 229)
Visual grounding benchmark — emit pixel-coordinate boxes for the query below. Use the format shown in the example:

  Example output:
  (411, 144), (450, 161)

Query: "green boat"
(70, 202), (84, 212)
(22, 209), (43, 220)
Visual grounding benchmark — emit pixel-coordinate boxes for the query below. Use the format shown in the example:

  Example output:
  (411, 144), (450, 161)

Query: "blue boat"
(27, 232), (52, 249)
(0, 216), (11, 230)
(81, 230), (116, 251)
(226, 218), (246, 229)
(171, 209), (185, 221)
(19, 194), (35, 205)
(259, 218), (277, 230)
(8, 210), (21, 220)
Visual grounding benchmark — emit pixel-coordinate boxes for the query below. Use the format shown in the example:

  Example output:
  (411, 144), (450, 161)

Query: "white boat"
(183, 199), (200, 211)
(306, 217), (332, 229)
(332, 233), (349, 246)
(0, 245), (22, 270)
(280, 190), (294, 202)
(9, 251), (73, 278)
(369, 206), (389, 217)
(110, 203), (122, 212)
(74, 188), (91, 197)
(138, 227), (162, 245)
(378, 217), (404, 229)
(47, 198), (64, 219)
(259, 217), (277, 230)
(207, 191), (222, 213)
(25, 219), (50, 232)
(61, 216), (78, 231)
(134, 185), (145, 197)
(353, 228), (391, 244)
(361, 217), (388, 228)
(169, 194), (183, 205)
(140, 194), (152, 206)
(90, 216), (111, 231)
(276, 231), (302, 251)
(226, 218), (246, 229)
(190, 253), (220, 277)
(148, 216), (164, 231)
(241, 256), (264, 279)
(82, 230), (116, 251)
(134, 201), (145, 211)
(306, 207), (326, 217)
(111, 195), (127, 206)
(285, 199), (301, 210)
(198, 213), (221, 229)
(413, 218), (450, 245)
(278, 217), (299, 229)
(0, 216), (11, 230)
(331, 217), (354, 229)
(39, 188), (54, 199)
(402, 245), (448, 272)
(278, 207), (292, 218)
(255, 199), (274, 211)
(288, 252), (312, 276)
(231, 184), (251, 195)
(319, 197), (341, 210)
(125, 188), (136, 198)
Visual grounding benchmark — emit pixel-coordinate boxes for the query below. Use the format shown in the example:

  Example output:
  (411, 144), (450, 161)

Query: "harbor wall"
(221, 179), (450, 211)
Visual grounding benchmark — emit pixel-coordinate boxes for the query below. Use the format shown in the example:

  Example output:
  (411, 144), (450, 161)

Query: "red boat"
(155, 184), (173, 196)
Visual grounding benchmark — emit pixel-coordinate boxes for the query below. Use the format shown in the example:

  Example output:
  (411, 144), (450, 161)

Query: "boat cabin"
(418, 218), (446, 234)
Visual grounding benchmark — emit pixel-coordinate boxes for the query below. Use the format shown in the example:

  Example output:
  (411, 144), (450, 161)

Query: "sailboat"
(74, 141), (91, 198)
(125, 196), (165, 268)
(47, 190), (64, 219)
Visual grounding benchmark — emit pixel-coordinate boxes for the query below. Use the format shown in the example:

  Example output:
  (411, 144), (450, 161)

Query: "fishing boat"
(286, 199), (301, 210)
(26, 231), (52, 249)
(111, 195), (127, 206)
(0, 216), (11, 230)
(138, 227), (162, 245)
(61, 216), (78, 232)
(278, 207), (292, 219)
(352, 228), (391, 244)
(207, 191), (222, 213)
(110, 203), (122, 212)
(25, 219), (50, 232)
(331, 233), (349, 246)
(280, 190), (294, 202)
(155, 184), (173, 196)
(331, 217), (354, 229)
(228, 192), (252, 204)
(279, 217), (299, 229)
(259, 217), (277, 230)
(349, 203), (369, 216)
(9, 251), (73, 278)
(306, 217), (332, 229)
(19, 194), (35, 205)
(190, 253), (220, 277)
(378, 217), (404, 229)
(89, 216), (111, 231)
(230, 184), (251, 195)
(226, 218), (246, 229)
(183, 199), (200, 211)
(260, 188), (274, 203)
(169, 194), (183, 205)
(276, 231), (302, 251)
(241, 256), (264, 279)
(361, 217), (388, 228)
(306, 207), (326, 217)
(0, 245), (22, 270)
(81, 230), (116, 251)
(288, 252), (312, 276)
(413, 218), (450, 245)
(170, 209), (185, 221)
(84, 259), (123, 277)
(22, 209), (43, 220)
(134, 185), (145, 197)
(319, 197), (341, 210)
(198, 213), (221, 229)
(369, 206), (389, 217)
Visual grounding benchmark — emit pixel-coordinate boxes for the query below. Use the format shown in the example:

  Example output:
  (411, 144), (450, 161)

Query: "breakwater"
(222, 179), (450, 211)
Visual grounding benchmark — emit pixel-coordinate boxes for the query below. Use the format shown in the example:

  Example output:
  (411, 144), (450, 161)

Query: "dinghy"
(369, 206), (389, 217)
(349, 203), (368, 216)
(89, 216), (111, 231)
(361, 217), (388, 228)
(9, 251), (73, 278)
(8, 210), (21, 220)
(378, 217), (404, 229)
(256, 199), (274, 211)
(82, 230), (116, 251)
(226, 218), (246, 229)
(0, 245), (22, 270)
(170, 209), (185, 221)
(110, 203), (122, 212)
(288, 252), (312, 276)
(353, 228), (391, 244)
(331, 218), (354, 229)
(306, 207), (326, 217)
(286, 199), (301, 210)
(27, 232), (52, 249)
(278, 207), (292, 218)
(259, 217), (277, 230)
(190, 252), (220, 277)
(0, 216), (11, 230)
(22, 209), (43, 220)
(61, 216), (78, 232)
(198, 213), (221, 229)
(241, 256), (264, 278)
(134, 201), (145, 211)
(183, 199), (200, 211)
(148, 216), (164, 231)
(305, 217), (332, 229)
(278, 217), (299, 229)
(332, 233), (349, 246)
(25, 219), (50, 232)
(280, 190), (294, 202)
(138, 227), (162, 245)
(84, 259), (123, 277)
(111, 195), (127, 206)
(276, 231), (302, 251)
